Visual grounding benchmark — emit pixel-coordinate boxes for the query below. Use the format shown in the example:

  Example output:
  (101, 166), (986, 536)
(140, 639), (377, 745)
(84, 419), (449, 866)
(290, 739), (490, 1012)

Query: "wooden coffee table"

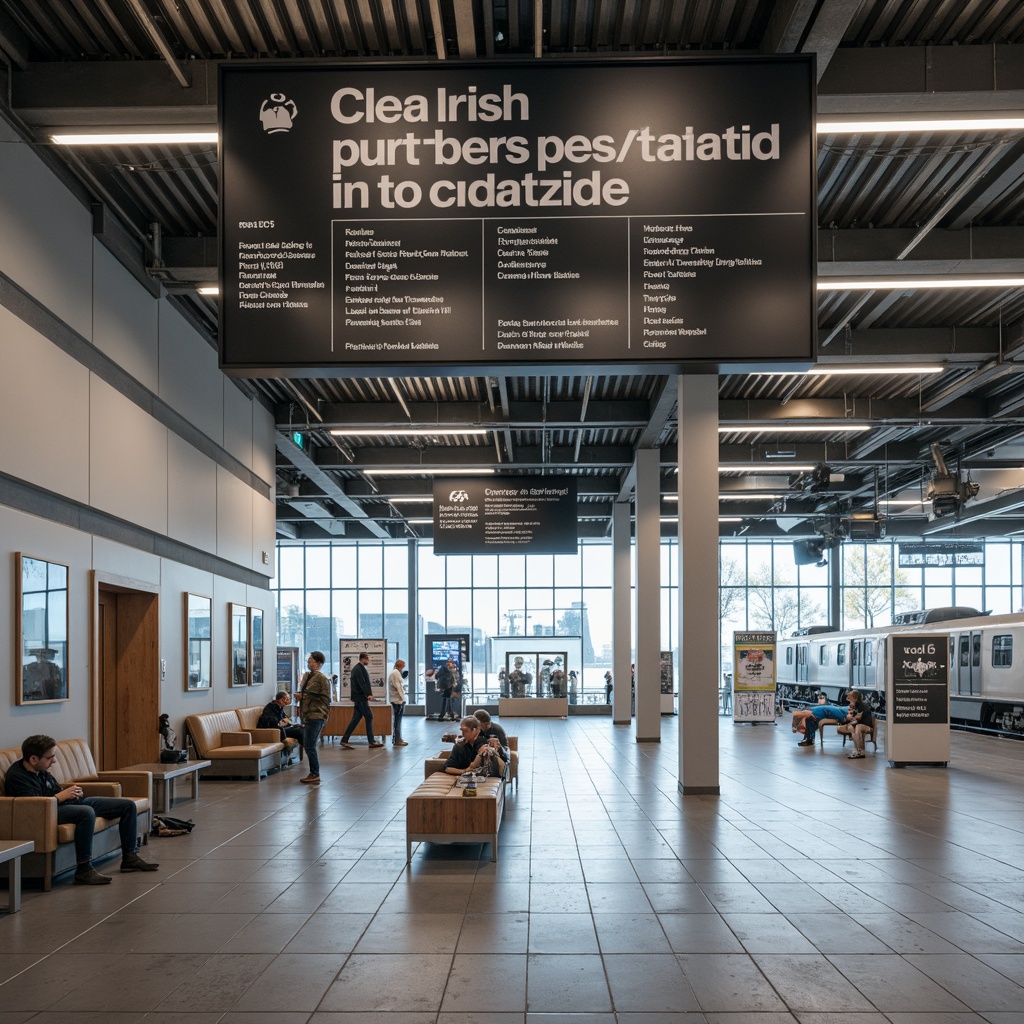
(122, 760), (212, 814)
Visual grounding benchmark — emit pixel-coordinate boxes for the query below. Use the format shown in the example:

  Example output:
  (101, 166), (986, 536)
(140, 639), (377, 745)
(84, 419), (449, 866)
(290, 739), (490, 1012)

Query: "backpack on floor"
(151, 814), (196, 837)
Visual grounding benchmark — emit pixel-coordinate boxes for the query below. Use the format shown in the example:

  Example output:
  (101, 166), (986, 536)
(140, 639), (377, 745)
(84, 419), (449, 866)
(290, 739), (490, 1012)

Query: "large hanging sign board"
(732, 631), (776, 723)
(433, 475), (578, 554)
(338, 637), (387, 701)
(219, 57), (815, 374)
(885, 633), (950, 767)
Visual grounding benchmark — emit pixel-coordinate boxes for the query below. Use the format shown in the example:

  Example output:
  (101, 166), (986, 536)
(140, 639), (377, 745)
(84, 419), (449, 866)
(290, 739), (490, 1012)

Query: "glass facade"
(274, 537), (1023, 703)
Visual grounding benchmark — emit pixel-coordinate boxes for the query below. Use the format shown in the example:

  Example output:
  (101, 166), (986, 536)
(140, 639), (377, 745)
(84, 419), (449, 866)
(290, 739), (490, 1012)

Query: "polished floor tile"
(3, 716), (1024, 1022)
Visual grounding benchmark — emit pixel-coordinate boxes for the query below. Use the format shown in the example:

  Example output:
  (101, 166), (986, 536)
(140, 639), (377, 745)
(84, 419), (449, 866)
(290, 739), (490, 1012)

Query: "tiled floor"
(3, 714), (1024, 1022)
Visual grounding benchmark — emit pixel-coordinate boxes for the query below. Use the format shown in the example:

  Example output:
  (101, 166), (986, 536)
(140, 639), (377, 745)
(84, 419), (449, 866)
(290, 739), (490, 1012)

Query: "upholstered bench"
(425, 736), (519, 788)
(0, 738), (152, 890)
(185, 709), (285, 780)
(406, 774), (505, 862)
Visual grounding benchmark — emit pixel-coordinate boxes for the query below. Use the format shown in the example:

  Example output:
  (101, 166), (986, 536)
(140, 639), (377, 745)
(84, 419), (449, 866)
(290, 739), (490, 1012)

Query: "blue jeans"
(342, 700), (374, 743)
(303, 717), (326, 775)
(59, 796), (139, 865)
(392, 702), (405, 742)
(440, 694), (459, 719)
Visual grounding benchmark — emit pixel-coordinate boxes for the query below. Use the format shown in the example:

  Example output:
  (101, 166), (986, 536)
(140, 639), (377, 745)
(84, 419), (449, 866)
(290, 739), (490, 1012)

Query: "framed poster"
(15, 553), (69, 704)
(230, 603), (248, 687)
(184, 593), (212, 690)
(277, 646), (299, 689)
(249, 607), (264, 686)
(732, 631), (776, 722)
(339, 638), (388, 700)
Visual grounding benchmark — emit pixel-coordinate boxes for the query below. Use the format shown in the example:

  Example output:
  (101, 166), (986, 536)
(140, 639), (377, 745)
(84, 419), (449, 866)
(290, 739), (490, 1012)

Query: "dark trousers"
(303, 717), (326, 774)
(342, 699), (374, 742)
(59, 796), (139, 864)
(392, 702), (405, 742)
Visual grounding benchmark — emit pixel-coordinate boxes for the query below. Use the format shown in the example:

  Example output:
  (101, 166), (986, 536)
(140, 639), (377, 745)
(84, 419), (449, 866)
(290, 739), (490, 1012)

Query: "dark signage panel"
(219, 59), (815, 373)
(433, 476), (578, 554)
(891, 634), (949, 725)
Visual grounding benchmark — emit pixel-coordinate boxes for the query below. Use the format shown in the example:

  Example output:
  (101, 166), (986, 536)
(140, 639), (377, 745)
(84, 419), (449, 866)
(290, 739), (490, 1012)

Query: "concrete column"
(830, 544), (842, 629)
(635, 448), (661, 742)
(678, 375), (720, 793)
(612, 500), (632, 724)
(407, 538), (419, 702)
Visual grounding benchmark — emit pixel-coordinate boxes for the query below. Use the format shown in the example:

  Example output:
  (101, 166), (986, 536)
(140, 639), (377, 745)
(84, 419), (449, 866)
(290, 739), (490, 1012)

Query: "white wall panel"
(217, 466), (254, 569)
(253, 491), (277, 581)
(0, 506), (94, 750)
(0, 307), (90, 502)
(157, 301), (223, 444)
(0, 137), (93, 338)
(90, 377), (169, 534)
(92, 242), (159, 390)
(223, 379), (254, 470)
(252, 402), (276, 485)
(91, 538), (161, 587)
(167, 433), (218, 552)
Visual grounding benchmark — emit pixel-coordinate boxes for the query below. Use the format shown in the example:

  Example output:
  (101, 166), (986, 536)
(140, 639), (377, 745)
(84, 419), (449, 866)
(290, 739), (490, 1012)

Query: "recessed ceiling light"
(818, 276), (1024, 291)
(363, 467), (496, 476)
(718, 465), (818, 473)
(388, 496), (433, 503)
(331, 428), (489, 438)
(51, 131), (218, 145)
(817, 117), (1024, 134)
(719, 424), (871, 434)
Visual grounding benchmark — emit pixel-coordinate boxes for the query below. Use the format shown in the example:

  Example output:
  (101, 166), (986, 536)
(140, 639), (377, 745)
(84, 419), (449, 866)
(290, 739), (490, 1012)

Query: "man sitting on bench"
(4, 734), (158, 885)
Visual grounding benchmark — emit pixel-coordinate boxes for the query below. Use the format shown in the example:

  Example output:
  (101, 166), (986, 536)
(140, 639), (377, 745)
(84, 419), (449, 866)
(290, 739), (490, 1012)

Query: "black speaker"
(793, 539), (825, 565)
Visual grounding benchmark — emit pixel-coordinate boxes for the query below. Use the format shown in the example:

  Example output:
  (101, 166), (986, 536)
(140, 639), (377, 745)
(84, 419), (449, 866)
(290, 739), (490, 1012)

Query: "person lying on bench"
(4, 734), (158, 885)
(796, 704), (850, 747)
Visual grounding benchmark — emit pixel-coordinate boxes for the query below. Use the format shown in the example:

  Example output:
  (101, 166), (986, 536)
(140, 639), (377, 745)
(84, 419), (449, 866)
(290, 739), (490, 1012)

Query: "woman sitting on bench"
(838, 689), (875, 759)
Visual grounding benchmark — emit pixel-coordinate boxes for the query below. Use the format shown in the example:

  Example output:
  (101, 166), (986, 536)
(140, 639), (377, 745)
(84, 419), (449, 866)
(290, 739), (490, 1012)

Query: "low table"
(122, 760), (212, 814)
(406, 774), (504, 862)
(1, 840), (34, 913)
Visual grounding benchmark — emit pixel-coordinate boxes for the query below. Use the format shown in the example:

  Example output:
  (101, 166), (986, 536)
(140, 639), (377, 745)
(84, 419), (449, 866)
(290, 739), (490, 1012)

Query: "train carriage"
(776, 607), (1024, 736)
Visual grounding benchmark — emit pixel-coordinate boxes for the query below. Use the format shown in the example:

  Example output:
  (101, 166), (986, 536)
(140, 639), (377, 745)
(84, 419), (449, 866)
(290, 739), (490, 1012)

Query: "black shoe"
(75, 867), (112, 885)
(797, 739), (814, 747)
(121, 853), (159, 872)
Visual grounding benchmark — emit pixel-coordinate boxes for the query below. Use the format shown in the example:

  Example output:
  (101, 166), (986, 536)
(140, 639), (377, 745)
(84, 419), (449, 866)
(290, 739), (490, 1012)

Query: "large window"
(274, 537), (1024, 703)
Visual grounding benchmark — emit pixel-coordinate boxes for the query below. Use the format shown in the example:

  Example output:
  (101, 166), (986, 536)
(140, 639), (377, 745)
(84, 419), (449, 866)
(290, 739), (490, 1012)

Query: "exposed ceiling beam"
(13, 45), (1024, 130)
(275, 433), (391, 538)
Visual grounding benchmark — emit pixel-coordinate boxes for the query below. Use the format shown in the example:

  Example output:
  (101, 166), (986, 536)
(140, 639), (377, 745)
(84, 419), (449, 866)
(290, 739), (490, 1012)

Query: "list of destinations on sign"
(220, 59), (815, 371)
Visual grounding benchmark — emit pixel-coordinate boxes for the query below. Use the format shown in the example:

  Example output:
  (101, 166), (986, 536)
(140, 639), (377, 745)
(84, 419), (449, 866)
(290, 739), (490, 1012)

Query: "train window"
(837, 643), (846, 666)
(785, 646), (793, 666)
(797, 646), (806, 666)
(973, 633), (981, 668)
(819, 645), (829, 666)
(851, 643), (859, 667)
(993, 635), (1013, 668)
(959, 637), (969, 667)
(864, 641), (873, 666)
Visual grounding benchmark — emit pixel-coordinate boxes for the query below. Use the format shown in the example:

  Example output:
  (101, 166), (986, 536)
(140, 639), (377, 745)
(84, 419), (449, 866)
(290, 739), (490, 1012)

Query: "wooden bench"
(406, 774), (505, 862)
(819, 718), (879, 751)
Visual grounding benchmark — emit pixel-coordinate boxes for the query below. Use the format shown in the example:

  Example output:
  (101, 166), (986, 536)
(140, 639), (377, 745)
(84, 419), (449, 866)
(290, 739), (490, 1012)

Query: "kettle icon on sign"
(260, 93), (298, 134)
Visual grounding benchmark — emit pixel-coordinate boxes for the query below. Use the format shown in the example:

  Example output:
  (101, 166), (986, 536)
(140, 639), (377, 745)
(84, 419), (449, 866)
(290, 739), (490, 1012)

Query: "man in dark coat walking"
(341, 653), (383, 748)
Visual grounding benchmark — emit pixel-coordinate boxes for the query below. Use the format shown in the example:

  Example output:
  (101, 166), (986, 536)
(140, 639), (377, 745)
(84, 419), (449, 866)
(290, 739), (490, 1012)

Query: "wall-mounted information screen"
(219, 58), (815, 373)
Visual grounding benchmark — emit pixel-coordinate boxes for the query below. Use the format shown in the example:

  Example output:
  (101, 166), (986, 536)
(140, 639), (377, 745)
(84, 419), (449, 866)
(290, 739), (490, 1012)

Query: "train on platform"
(776, 607), (1024, 736)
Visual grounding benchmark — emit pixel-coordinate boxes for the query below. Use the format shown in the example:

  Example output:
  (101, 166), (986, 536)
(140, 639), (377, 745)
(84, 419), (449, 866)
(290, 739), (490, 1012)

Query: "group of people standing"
(261, 651), (411, 785)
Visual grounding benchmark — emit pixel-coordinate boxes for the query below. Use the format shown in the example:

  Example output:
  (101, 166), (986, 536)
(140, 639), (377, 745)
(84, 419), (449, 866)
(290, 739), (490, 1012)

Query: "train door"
(852, 639), (867, 689)
(796, 643), (808, 683)
(954, 630), (983, 695)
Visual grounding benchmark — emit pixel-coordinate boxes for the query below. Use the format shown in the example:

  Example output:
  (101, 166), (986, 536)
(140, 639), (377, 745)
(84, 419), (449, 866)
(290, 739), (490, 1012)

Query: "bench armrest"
(424, 758), (447, 778)
(96, 771), (152, 799)
(249, 728), (284, 744)
(0, 796), (58, 852)
(221, 731), (252, 745)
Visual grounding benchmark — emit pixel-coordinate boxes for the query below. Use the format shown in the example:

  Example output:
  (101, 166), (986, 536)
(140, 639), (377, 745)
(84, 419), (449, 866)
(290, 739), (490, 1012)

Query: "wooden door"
(97, 584), (160, 768)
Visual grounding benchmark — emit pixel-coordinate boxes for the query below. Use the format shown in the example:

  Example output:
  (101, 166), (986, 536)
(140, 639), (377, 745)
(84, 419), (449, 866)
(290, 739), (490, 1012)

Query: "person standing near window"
(298, 652), (331, 783)
(389, 659), (408, 746)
